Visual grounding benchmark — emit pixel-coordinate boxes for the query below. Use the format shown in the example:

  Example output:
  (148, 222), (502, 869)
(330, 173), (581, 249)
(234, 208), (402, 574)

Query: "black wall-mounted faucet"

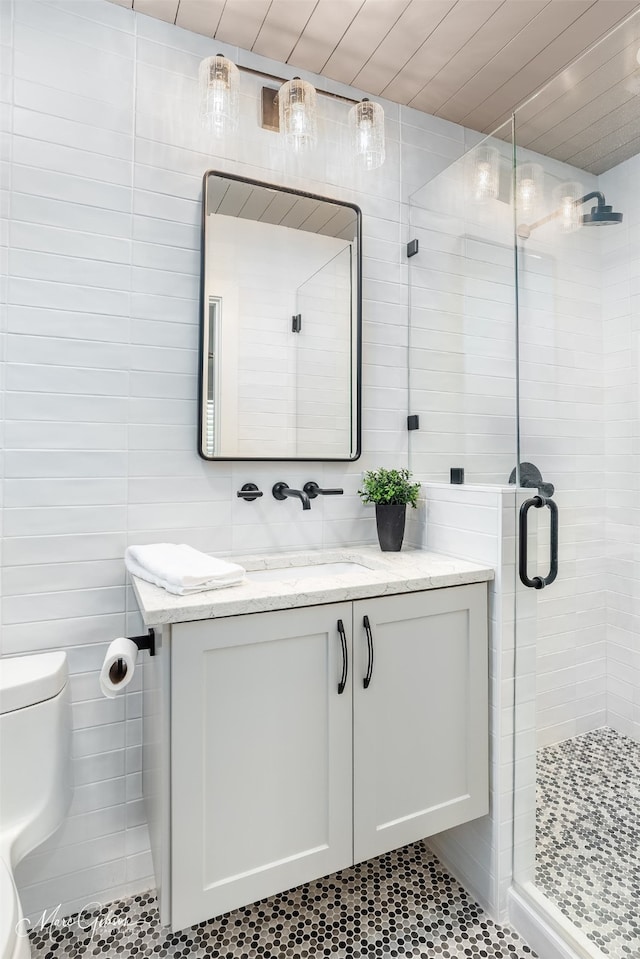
(272, 482), (311, 510)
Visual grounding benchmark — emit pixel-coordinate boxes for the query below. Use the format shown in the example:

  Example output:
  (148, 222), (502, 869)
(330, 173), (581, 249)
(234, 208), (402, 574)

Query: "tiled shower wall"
(0, 0), (474, 920)
(407, 137), (610, 749)
(516, 168), (607, 749)
(601, 152), (640, 744)
(518, 153), (639, 748)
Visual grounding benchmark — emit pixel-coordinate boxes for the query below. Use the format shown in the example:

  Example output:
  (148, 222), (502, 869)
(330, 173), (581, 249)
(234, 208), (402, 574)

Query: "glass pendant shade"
(516, 162), (544, 218)
(349, 98), (385, 170)
(554, 181), (583, 233)
(279, 77), (318, 153)
(199, 54), (239, 134)
(470, 145), (499, 203)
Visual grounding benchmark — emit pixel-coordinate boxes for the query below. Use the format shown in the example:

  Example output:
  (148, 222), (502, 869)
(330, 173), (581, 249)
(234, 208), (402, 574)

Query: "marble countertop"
(132, 547), (494, 626)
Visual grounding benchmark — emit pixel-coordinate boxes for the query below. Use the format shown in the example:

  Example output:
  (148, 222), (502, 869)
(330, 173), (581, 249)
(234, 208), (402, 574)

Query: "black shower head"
(581, 196), (623, 226)
(517, 189), (623, 239)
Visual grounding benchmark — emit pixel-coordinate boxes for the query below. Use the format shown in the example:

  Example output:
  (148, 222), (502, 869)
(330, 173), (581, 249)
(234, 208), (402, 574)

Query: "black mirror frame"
(197, 170), (362, 463)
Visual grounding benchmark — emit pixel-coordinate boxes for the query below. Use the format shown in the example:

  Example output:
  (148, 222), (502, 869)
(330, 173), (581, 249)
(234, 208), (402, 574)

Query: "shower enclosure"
(408, 11), (639, 959)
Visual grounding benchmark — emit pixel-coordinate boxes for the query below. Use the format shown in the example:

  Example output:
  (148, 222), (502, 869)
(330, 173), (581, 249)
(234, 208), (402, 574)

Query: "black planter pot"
(375, 504), (407, 552)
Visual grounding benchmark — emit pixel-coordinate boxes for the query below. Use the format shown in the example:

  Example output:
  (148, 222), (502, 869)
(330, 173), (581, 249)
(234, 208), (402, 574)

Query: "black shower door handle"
(519, 495), (558, 589)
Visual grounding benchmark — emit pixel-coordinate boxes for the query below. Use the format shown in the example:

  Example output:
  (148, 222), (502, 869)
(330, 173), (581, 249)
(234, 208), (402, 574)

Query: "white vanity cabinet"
(352, 587), (488, 863)
(170, 603), (354, 930)
(154, 582), (488, 931)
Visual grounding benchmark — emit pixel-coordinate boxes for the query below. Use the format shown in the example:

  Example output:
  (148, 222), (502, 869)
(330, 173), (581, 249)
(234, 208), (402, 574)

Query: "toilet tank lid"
(0, 651), (68, 714)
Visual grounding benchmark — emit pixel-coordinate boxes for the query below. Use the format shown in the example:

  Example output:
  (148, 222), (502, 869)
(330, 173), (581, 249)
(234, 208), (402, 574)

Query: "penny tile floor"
(30, 842), (536, 958)
(536, 727), (640, 958)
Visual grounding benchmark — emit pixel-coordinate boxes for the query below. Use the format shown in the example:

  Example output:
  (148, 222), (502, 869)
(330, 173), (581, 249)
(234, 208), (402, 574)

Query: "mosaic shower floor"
(29, 843), (535, 959)
(536, 727), (640, 958)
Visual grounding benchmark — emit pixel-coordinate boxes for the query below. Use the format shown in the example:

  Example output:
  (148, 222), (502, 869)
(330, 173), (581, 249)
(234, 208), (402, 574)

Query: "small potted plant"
(358, 467), (421, 552)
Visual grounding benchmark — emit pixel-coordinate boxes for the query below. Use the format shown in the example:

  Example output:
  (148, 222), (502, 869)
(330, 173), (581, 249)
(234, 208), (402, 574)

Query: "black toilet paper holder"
(111, 629), (156, 684)
(130, 628), (156, 657)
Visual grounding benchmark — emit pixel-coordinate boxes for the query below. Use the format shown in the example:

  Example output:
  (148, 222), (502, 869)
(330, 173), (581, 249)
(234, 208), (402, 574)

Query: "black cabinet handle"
(363, 615), (374, 689)
(337, 619), (348, 695)
(519, 495), (559, 589)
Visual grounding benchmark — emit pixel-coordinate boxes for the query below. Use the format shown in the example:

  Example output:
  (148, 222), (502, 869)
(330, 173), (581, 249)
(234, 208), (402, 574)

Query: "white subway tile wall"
(1, 0), (470, 920)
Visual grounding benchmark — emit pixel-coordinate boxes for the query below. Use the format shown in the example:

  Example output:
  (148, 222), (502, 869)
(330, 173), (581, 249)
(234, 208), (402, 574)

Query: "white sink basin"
(247, 561), (370, 583)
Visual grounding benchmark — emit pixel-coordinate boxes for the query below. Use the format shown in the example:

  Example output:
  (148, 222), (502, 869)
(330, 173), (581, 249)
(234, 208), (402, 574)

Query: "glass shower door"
(512, 14), (640, 957)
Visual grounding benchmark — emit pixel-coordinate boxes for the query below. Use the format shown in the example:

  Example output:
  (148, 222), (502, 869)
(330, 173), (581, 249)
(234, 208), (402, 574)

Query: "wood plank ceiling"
(110, 0), (640, 173)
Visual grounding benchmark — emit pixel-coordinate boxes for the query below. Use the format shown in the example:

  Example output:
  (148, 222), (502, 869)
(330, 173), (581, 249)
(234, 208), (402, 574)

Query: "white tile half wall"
(408, 484), (535, 920)
(1, 0), (475, 920)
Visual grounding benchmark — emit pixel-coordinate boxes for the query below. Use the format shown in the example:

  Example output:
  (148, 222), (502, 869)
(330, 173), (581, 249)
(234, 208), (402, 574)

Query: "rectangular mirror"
(198, 171), (361, 461)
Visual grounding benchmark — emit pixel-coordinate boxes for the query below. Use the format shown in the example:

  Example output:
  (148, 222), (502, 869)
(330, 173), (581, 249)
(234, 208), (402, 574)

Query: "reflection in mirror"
(199, 171), (361, 461)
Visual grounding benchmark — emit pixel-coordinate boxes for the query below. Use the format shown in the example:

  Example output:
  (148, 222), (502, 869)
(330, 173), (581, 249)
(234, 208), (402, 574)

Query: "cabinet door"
(352, 584), (488, 863)
(170, 603), (353, 930)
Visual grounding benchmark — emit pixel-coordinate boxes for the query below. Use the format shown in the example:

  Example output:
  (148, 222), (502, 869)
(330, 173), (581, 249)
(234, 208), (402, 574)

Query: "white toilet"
(0, 652), (72, 959)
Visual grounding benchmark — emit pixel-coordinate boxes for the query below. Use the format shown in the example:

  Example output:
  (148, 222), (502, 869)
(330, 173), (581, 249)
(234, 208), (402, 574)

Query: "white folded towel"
(125, 544), (246, 595)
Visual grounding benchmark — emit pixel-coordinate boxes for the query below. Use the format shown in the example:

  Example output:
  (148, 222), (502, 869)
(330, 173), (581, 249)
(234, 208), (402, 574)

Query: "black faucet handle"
(237, 483), (263, 502)
(303, 481), (344, 499)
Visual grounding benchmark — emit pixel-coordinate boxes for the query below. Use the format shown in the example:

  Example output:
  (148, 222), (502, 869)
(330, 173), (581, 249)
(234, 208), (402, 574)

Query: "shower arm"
(517, 191), (605, 239)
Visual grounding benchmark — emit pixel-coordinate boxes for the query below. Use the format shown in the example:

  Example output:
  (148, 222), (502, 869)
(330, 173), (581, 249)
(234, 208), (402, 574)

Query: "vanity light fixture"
(197, 56), (386, 169)
(349, 98), (385, 171)
(199, 53), (239, 134)
(278, 76), (318, 153)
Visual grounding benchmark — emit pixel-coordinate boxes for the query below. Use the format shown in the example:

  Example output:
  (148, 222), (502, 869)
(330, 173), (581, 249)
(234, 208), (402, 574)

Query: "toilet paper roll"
(100, 637), (139, 698)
